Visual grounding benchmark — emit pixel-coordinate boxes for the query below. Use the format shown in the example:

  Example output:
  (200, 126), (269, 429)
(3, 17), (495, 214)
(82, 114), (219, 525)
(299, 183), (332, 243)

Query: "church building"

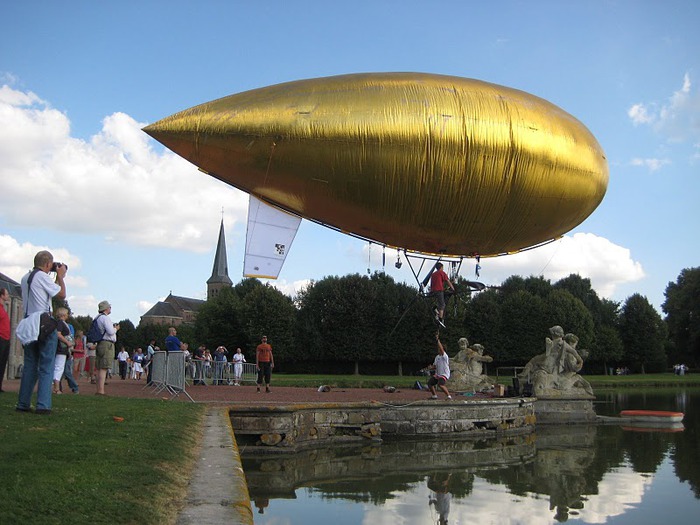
(139, 220), (233, 326)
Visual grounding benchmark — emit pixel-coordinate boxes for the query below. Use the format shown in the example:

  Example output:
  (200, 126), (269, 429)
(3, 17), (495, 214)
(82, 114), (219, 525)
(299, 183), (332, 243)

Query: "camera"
(51, 262), (67, 272)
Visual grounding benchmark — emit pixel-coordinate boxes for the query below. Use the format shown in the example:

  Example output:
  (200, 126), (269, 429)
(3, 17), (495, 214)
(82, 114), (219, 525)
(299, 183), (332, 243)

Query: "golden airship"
(143, 73), (608, 276)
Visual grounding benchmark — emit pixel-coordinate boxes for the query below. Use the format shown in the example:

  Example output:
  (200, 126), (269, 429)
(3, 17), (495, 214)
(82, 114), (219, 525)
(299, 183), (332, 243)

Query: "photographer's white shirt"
(20, 270), (60, 315)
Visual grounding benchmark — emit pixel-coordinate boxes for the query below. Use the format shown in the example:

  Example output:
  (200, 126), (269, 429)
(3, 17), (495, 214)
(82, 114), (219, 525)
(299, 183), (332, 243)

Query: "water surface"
(243, 388), (700, 524)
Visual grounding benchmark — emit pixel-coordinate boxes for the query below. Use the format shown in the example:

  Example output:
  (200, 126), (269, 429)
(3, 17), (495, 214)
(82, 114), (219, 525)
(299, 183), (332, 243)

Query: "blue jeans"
(17, 330), (58, 411)
(63, 356), (79, 393)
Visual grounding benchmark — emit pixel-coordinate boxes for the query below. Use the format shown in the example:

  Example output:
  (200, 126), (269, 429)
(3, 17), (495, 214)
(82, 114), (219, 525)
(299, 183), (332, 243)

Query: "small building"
(1, 272), (25, 380)
(139, 294), (205, 327)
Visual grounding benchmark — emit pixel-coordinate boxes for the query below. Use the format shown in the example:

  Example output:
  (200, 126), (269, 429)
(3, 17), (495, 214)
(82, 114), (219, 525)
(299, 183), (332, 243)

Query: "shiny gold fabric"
(144, 73), (608, 257)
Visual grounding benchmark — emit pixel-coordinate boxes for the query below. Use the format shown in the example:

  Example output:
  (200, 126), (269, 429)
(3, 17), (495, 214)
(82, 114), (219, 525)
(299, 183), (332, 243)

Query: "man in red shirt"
(0, 288), (10, 393)
(429, 263), (455, 328)
(255, 335), (274, 393)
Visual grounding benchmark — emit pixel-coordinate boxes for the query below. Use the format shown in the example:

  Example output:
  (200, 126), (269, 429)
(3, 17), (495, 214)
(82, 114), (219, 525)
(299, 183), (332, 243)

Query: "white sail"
(244, 195), (301, 279)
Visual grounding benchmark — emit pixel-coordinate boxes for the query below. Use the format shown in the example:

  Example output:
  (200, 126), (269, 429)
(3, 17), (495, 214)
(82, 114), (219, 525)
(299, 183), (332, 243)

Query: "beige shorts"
(96, 341), (115, 370)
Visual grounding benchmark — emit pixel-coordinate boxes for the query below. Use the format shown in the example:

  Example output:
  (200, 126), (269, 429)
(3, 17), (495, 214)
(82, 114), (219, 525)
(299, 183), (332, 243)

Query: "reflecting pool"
(242, 388), (700, 524)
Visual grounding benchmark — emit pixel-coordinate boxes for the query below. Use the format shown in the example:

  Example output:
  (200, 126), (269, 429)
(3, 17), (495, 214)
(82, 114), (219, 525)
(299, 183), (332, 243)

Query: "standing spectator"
(94, 301), (118, 396)
(214, 346), (228, 385)
(55, 307), (79, 394)
(145, 339), (157, 385)
(203, 348), (212, 379)
(72, 329), (87, 378)
(213, 346), (227, 385)
(192, 345), (206, 385)
(0, 288), (10, 393)
(117, 346), (129, 379)
(256, 335), (274, 393)
(427, 334), (452, 400)
(86, 343), (97, 383)
(52, 307), (74, 394)
(164, 327), (181, 353)
(132, 348), (145, 380)
(16, 250), (67, 414)
(232, 347), (246, 386)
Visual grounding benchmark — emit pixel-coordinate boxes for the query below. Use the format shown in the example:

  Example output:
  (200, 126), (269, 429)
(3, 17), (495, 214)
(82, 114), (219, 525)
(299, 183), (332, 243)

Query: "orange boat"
(619, 410), (684, 424)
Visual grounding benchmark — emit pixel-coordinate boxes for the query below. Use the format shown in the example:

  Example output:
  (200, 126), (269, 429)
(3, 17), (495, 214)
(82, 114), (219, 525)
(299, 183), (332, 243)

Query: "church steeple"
(207, 219), (233, 300)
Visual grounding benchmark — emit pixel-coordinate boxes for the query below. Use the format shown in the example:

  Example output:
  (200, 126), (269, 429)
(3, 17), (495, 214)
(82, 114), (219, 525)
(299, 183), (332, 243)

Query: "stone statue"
(518, 326), (594, 399)
(450, 337), (494, 392)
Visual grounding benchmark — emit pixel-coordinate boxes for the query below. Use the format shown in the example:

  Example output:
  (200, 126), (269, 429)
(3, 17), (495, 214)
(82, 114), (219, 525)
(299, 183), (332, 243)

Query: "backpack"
(86, 314), (105, 343)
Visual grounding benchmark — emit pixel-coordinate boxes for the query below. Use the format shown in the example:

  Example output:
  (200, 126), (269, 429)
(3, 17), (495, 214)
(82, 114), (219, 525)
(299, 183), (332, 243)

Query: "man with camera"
(16, 250), (67, 414)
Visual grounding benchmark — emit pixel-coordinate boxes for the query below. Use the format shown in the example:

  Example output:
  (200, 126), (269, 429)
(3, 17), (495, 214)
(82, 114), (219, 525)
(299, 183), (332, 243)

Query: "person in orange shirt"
(255, 335), (274, 393)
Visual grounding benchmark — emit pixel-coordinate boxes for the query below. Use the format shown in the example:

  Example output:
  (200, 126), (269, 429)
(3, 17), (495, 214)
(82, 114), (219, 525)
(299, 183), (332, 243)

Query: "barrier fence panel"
(212, 360), (228, 385)
(164, 351), (194, 402)
(241, 362), (258, 384)
(149, 351), (168, 393)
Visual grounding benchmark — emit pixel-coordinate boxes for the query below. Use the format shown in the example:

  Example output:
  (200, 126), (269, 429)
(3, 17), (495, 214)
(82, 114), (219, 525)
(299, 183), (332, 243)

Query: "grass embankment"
(266, 372), (700, 389)
(0, 394), (204, 525)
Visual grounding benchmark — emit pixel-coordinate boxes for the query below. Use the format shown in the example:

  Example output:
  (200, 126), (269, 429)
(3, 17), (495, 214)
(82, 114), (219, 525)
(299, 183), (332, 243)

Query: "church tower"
(207, 219), (233, 300)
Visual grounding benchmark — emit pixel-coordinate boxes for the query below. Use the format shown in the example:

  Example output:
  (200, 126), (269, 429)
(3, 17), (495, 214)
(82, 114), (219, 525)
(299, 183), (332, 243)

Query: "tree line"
(66, 267), (700, 376)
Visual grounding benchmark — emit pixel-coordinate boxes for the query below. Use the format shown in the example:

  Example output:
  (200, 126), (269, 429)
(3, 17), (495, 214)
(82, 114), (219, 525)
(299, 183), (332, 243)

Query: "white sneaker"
(431, 395), (438, 399)
(447, 395), (452, 400)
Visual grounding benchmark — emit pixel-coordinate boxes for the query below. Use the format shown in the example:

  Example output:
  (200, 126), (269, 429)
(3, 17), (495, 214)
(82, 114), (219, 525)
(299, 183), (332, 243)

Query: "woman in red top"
(0, 288), (11, 392)
(72, 329), (87, 378)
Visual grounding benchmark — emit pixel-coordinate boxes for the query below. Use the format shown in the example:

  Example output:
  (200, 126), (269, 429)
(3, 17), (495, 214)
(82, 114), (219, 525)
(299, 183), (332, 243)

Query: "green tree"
(544, 289), (595, 349)
(500, 290), (548, 363)
(115, 319), (137, 351)
(238, 282), (296, 368)
(619, 294), (668, 373)
(662, 267), (700, 367)
(195, 287), (245, 351)
(463, 289), (505, 360)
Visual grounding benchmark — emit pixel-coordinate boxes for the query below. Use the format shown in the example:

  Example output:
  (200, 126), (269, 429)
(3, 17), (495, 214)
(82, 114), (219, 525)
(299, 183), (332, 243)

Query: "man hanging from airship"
(429, 262), (455, 328)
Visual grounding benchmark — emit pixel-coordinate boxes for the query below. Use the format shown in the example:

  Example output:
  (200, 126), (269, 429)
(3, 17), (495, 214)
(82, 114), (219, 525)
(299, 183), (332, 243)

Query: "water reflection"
(243, 388), (700, 524)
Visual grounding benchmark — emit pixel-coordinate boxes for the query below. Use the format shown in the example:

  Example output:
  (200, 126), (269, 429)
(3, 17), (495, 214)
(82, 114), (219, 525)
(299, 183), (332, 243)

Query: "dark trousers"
(257, 362), (272, 386)
(118, 360), (128, 379)
(0, 337), (9, 390)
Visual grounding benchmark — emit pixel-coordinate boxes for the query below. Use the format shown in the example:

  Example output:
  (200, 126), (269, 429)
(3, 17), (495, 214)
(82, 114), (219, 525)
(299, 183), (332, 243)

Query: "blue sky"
(1, 1), (698, 325)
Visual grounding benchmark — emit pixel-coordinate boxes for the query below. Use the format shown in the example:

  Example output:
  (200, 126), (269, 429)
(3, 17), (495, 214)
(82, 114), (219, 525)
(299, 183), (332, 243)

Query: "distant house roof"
(141, 301), (180, 318)
(140, 293), (206, 324)
(165, 294), (206, 312)
(0, 272), (21, 297)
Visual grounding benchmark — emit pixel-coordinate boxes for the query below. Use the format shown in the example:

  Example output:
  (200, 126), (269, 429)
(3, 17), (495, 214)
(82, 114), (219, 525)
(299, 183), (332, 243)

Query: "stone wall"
(229, 398), (536, 453)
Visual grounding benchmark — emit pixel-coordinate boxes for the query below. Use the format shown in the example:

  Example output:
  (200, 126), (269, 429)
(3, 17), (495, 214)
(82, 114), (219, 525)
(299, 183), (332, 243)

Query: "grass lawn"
(268, 372), (700, 389)
(0, 392), (204, 525)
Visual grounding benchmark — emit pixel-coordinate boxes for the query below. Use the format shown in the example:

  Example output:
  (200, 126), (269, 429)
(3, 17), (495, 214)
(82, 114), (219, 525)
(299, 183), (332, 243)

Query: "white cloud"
(0, 85), (248, 253)
(0, 234), (81, 284)
(481, 233), (645, 299)
(628, 102), (654, 125)
(270, 278), (312, 299)
(628, 73), (700, 143)
(630, 157), (672, 171)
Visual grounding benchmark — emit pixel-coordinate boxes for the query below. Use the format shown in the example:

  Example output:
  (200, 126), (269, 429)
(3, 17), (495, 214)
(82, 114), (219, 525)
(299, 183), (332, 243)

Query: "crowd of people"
(6, 249), (277, 415)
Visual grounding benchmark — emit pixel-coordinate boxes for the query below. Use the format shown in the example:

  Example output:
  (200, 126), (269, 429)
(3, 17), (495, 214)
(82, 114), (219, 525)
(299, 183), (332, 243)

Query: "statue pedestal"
(534, 397), (596, 425)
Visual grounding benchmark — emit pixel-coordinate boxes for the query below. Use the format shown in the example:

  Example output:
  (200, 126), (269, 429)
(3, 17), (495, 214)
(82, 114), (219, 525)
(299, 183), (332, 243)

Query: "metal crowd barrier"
(148, 351), (168, 392)
(146, 351), (194, 402)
